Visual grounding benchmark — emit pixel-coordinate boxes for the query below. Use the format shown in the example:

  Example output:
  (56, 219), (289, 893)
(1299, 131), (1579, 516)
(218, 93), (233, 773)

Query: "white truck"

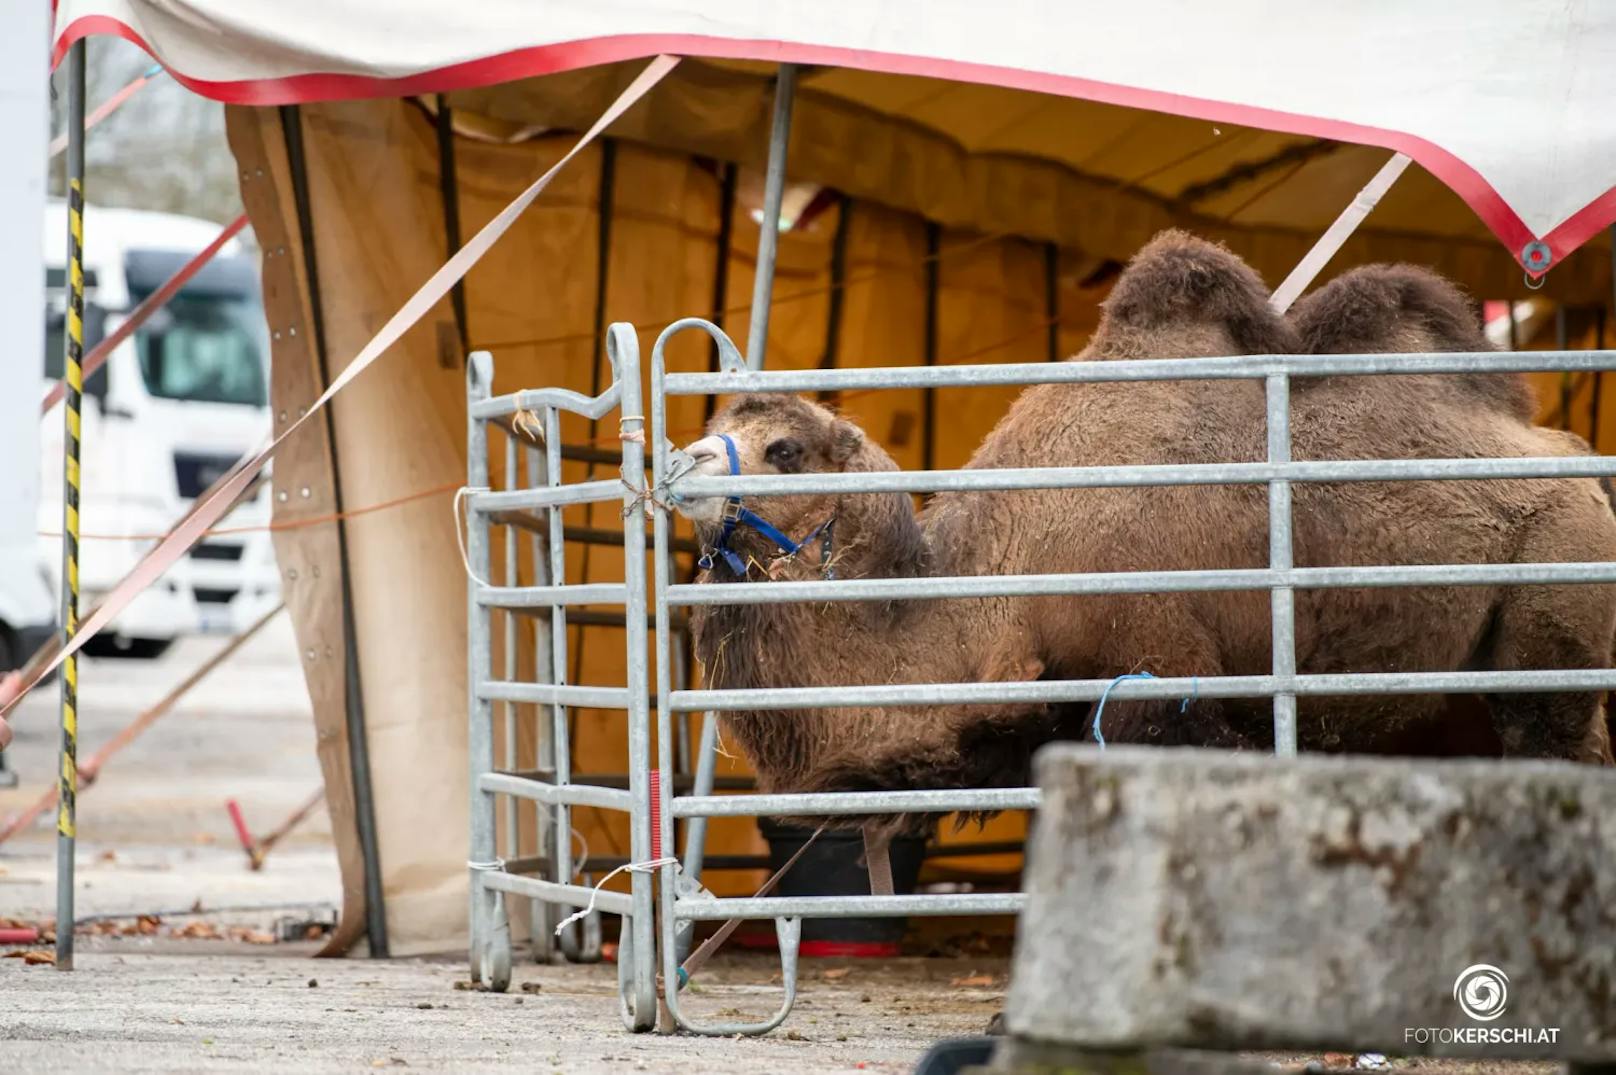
(38, 203), (280, 656)
(0, 20), (56, 687)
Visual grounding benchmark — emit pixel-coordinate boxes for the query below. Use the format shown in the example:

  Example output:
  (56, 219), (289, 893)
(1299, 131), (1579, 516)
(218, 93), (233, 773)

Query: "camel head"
(673, 394), (915, 578)
(1085, 229), (1297, 360)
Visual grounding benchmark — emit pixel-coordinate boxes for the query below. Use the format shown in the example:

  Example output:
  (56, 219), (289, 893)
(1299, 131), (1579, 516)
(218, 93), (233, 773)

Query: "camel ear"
(828, 419), (863, 465)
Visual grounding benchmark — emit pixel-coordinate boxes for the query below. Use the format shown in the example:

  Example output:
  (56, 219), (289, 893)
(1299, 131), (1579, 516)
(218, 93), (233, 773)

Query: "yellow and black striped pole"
(56, 39), (86, 972)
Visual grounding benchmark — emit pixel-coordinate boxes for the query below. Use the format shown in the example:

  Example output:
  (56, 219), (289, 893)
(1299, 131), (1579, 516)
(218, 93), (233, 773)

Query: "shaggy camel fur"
(676, 232), (1616, 827)
(1290, 263), (1615, 762)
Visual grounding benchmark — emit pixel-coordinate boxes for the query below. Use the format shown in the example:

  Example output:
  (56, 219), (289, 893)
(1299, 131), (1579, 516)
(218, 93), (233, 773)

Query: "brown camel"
(1290, 262), (1615, 762)
(674, 232), (1616, 828)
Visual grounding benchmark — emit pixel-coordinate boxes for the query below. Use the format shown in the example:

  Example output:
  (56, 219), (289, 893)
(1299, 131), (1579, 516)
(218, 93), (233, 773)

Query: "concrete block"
(1005, 747), (1616, 1061)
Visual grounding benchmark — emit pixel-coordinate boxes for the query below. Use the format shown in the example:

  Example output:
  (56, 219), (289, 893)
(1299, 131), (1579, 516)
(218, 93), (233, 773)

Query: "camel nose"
(683, 435), (731, 472)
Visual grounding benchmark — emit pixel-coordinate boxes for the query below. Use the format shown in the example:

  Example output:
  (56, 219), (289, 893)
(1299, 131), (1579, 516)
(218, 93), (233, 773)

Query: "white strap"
(863, 824), (895, 897)
(1270, 152), (1410, 314)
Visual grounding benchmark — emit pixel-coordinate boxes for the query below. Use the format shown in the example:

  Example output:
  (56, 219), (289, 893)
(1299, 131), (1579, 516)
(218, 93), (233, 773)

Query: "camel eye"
(764, 438), (804, 472)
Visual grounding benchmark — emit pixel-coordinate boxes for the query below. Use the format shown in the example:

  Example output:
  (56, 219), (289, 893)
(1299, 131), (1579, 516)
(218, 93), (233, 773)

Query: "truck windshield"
(134, 291), (268, 407)
(125, 249), (268, 408)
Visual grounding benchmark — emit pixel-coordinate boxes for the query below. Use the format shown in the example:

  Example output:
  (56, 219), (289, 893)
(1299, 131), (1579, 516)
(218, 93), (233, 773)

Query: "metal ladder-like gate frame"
(467, 320), (1616, 1034)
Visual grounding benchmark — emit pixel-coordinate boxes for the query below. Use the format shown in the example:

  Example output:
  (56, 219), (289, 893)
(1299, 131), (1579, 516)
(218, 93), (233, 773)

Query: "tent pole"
(1593, 306), (1605, 453)
(55, 39), (87, 973)
(1557, 306), (1572, 431)
(922, 221), (940, 471)
(1269, 151), (1410, 314)
(1044, 242), (1061, 362)
(434, 95), (468, 355)
(704, 162), (738, 421)
(745, 63), (798, 370)
(280, 105), (390, 958)
(814, 197), (851, 403)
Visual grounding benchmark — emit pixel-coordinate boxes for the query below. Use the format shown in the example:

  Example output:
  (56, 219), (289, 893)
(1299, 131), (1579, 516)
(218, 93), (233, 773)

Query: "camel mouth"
(667, 435), (734, 523)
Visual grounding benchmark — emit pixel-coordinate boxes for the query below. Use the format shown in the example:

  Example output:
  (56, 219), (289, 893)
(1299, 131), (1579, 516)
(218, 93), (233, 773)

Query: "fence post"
(610, 325), (658, 1029)
(1266, 373), (1298, 755)
(466, 351), (504, 985)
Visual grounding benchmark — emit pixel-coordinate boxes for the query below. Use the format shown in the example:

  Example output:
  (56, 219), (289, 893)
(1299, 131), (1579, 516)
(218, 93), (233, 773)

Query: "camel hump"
(1291, 263), (1488, 354)
(1291, 264), (1536, 421)
(1095, 229), (1296, 357)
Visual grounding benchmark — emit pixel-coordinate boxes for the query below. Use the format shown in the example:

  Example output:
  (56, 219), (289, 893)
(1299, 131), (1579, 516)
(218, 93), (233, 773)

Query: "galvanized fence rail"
(466, 318), (1616, 1036)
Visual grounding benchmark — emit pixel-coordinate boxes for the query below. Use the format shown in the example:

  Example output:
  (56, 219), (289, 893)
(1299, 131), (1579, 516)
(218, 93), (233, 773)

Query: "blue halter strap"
(697, 434), (836, 578)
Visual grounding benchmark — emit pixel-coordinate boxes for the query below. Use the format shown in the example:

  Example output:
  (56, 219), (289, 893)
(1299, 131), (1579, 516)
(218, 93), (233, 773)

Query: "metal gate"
(465, 318), (1616, 1034)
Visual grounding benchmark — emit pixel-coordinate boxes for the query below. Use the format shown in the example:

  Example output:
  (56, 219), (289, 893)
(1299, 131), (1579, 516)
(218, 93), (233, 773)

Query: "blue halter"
(697, 434), (836, 578)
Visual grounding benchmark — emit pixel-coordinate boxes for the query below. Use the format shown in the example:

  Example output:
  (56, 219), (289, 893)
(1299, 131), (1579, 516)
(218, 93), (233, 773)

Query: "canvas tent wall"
(53, 2), (1616, 955)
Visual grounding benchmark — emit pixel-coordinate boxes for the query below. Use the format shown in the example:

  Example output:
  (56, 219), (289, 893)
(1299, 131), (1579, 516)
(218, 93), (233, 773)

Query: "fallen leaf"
(23, 950), (56, 966)
(98, 850), (116, 863)
(950, 973), (997, 988)
(172, 922), (224, 940)
(821, 968), (851, 980)
(1320, 1055), (1355, 1069)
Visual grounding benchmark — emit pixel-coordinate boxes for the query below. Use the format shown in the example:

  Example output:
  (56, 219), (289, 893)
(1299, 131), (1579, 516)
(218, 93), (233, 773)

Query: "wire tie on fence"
(618, 417), (646, 445)
(1091, 671), (1157, 750)
(553, 856), (678, 937)
(620, 479), (677, 520)
(466, 858), (506, 872)
(453, 487), (493, 587)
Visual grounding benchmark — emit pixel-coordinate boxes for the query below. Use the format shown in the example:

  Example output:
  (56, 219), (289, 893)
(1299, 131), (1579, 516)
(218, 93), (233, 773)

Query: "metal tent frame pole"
(744, 64), (798, 371)
(56, 38), (87, 972)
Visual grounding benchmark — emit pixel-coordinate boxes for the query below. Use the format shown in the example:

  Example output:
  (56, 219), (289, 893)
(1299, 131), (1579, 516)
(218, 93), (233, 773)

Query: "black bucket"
(757, 818), (927, 957)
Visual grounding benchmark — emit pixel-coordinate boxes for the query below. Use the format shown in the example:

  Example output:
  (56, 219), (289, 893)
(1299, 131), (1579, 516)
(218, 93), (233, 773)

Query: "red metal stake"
(225, 799), (262, 869)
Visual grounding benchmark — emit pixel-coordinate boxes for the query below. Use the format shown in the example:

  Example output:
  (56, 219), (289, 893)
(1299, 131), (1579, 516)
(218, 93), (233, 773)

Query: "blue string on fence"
(1090, 671), (1198, 749)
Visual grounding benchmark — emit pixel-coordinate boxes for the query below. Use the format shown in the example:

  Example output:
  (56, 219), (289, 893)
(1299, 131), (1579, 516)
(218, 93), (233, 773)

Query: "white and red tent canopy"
(54, 0), (1616, 280)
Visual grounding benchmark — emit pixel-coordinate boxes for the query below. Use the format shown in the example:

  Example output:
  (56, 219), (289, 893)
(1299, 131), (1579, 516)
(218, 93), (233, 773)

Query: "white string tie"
(453, 486), (492, 587)
(466, 858), (505, 872)
(553, 856), (678, 936)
